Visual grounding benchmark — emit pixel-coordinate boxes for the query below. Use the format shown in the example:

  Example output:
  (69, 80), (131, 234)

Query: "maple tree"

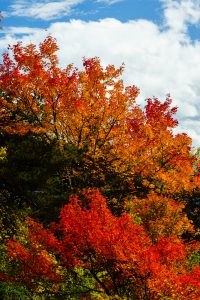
(0, 36), (138, 216)
(0, 36), (138, 145)
(1, 36), (200, 218)
(1, 189), (200, 299)
(114, 97), (200, 199)
(1, 36), (200, 298)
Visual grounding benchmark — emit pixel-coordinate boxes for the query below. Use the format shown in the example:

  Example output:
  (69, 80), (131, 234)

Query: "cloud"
(162, 0), (200, 32)
(1, 0), (200, 146)
(96, 0), (123, 4)
(9, 0), (84, 20)
(9, 0), (123, 20)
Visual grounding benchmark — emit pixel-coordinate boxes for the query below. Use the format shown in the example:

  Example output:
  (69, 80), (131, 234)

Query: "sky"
(1, 0), (200, 147)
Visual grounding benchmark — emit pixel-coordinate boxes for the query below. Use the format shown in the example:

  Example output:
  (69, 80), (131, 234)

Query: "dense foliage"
(0, 36), (200, 299)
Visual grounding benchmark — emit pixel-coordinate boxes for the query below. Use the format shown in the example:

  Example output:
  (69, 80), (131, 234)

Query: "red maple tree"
(2, 190), (200, 299)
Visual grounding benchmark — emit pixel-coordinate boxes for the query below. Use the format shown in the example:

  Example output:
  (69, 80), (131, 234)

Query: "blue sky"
(1, 1), (163, 26)
(1, 0), (200, 146)
(1, 0), (199, 39)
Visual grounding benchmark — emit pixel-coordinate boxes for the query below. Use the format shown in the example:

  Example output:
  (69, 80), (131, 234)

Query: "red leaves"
(6, 239), (30, 261)
(5, 239), (62, 286)
(56, 189), (150, 267)
(2, 189), (200, 298)
(145, 97), (178, 129)
(26, 217), (60, 253)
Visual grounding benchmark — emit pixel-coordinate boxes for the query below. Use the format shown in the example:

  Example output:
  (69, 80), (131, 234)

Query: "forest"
(0, 36), (200, 299)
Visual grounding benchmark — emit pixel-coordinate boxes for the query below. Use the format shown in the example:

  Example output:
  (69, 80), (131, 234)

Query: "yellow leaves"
(0, 147), (6, 160)
(149, 184), (155, 189)
(145, 124), (154, 139)
(127, 193), (194, 242)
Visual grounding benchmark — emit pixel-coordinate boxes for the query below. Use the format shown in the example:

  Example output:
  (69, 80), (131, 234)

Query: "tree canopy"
(0, 36), (200, 299)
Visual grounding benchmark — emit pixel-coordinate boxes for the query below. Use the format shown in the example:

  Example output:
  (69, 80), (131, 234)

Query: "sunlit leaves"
(126, 193), (194, 242)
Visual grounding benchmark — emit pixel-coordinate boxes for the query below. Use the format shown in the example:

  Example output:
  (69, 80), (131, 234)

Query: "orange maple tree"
(0, 36), (138, 150)
(114, 97), (200, 198)
(1, 36), (199, 202)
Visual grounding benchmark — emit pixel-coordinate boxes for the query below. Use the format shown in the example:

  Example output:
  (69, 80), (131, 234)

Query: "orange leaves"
(0, 37), (139, 156)
(148, 266), (200, 300)
(39, 36), (59, 65)
(1, 36), (199, 199)
(114, 97), (198, 196)
(127, 193), (194, 241)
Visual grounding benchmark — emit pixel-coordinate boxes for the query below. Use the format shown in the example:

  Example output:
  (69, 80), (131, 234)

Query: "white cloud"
(9, 0), (122, 20)
(3, 27), (42, 35)
(10, 0), (84, 20)
(1, 1), (200, 146)
(162, 0), (200, 33)
(96, 0), (123, 4)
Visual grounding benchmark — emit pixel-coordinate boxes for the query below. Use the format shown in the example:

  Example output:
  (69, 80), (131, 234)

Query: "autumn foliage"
(1, 37), (199, 200)
(126, 192), (194, 242)
(1, 190), (200, 299)
(0, 37), (200, 299)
